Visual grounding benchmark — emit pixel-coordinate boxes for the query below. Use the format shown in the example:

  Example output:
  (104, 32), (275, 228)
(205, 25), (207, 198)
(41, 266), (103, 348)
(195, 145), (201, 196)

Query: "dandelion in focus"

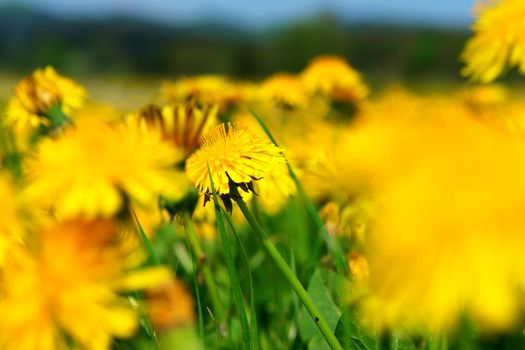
(185, 122), (285, 207)
(461, 0), (525, 82)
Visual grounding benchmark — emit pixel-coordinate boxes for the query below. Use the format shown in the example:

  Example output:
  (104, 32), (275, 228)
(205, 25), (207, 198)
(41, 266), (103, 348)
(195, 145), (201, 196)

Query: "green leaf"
(299, 269), (341, 346)
(334, 309), (377, 350)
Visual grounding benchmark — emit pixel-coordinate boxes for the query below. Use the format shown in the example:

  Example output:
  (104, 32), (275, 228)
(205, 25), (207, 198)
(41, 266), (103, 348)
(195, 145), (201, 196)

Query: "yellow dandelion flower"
(257, 73), (309, 109)
(0, 219), (170, 350)
(0, 174), (24, 264)
(301, 55), (369, 103)
(128, 102), (219, 156)
(459, 84), (510, 110)
(26, 121), (182, 219)
(461, 0), (525, 82)
(160, 75), (244, 112)
(348, 251), (369, 283)
(6, 66), (87, 130)
(145, 279), (195, 332)
(72, 102), (123, 125)
(341, 115), (525, 332)
(185, 123), (285, 205)
(319, 200), (370, 243)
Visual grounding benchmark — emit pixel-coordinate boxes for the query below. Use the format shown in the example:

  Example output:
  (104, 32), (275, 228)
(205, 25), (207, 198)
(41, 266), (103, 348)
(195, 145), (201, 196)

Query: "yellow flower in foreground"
(257, 73), (309, 109)
(6, 66), (87, 130)
(342, 115), (525, 332)
(185, 123), (285, 198)
(301, 55), (369, 103)
(27, 122), (182, 219)
(0, 219), (170, 350)
(461, 0), (525, 82)
(0, 174), (24, 264)
(128, 102), (219, 156)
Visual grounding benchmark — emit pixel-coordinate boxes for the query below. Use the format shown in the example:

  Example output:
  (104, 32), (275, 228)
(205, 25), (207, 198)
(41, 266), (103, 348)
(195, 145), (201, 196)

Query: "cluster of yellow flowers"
(2, 0), (525, 346)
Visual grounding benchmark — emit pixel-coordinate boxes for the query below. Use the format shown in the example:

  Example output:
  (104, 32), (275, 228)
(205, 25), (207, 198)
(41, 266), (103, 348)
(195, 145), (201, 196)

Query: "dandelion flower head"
(6, 66), (87, 130)
(185, 122), (285, 197)
(301, 55), (369, 103)
(27, 121), (182, 219)
(0, 219), (170, 350)
(342, 115), (525, 332)
(461, 0), (525, 82)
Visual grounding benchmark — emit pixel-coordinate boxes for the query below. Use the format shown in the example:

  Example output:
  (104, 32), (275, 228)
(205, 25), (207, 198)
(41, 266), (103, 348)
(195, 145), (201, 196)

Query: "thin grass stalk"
(249, 109), (348, 274)
(183, 211), (227, 326)
(207, 164), (251, 349)
(186, 238), (205, 340)
(220, 207), (260, 350)
(131, 208), (160, 266)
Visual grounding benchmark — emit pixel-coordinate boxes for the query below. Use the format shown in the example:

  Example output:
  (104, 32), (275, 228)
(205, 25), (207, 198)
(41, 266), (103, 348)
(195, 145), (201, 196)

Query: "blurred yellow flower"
(461, 0), (525, 82)
(27, 122), (183, 219)
(348, 251), (369, 283)
(128, 102), (219, 157)
(145, 279), (195, 332)
(0, 174), (24, 264)
(185, 122), (285, 198)
(301, 55), (369, 103)
(257, 73), (309, 109)
(0, 219), (170, 350)
(459, 84), (510, 110)
(72, 102), (123, 125)
(6, 66), (87, 130)
(341, 114), (525, 332)
(160, 75), (245, 113)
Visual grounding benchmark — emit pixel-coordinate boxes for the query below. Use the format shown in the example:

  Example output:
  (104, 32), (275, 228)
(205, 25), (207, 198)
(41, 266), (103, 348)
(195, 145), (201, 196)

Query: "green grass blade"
(183, 212), (227, 325)
(186, 238), (205, 340)
(207, 163), (251, 349)
(249, 109), (348, 275)
(221, 207), (260, 350)
(131, 207), (161, 266)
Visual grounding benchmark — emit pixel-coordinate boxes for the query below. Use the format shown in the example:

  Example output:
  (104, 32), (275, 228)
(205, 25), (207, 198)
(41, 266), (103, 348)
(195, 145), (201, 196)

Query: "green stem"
(183, 212), (227, 325)
(233, 190), (343, 350)
(250, 109), (348, 275)
(207, 164), (251, 349)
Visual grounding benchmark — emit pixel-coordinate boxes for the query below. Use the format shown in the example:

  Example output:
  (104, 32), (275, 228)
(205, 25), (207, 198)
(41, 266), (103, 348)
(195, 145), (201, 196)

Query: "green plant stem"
(250, 109), (348, 275)
(183, 212), (227, 325)
(207, 164), (251, 349)
(233, 190), (343, 350)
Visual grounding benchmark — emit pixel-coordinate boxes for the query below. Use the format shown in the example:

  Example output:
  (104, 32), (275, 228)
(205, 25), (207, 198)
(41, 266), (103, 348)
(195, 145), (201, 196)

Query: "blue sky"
(6, 0), (476, 28)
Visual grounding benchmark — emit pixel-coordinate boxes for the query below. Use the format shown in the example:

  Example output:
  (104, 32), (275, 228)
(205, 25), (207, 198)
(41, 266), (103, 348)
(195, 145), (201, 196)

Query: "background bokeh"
(0, 0), (478, 108)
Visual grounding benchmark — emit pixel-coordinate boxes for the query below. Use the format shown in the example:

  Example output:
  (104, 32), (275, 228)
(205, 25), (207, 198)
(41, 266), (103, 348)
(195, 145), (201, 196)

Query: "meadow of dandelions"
(2, 1), (525, 349)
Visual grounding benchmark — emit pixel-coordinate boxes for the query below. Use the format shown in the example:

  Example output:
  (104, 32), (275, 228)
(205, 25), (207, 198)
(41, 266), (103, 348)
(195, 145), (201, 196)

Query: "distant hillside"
(0, 5), (471, 82)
